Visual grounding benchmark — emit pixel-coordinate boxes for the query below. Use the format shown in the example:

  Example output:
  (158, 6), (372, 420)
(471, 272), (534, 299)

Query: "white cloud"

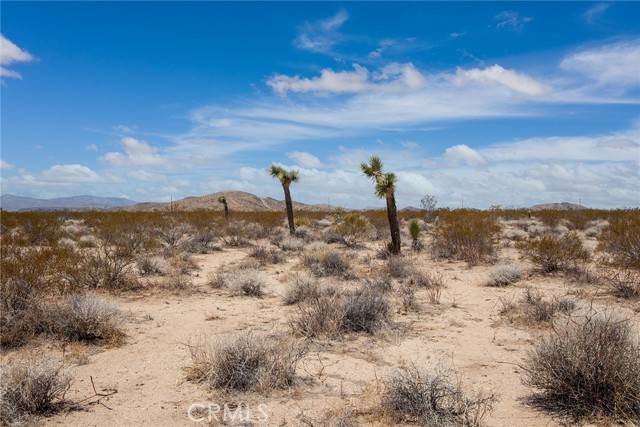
(268, 65), (369, 95)
(287, 151), (323, 168)
(102, 137), (166, 167)
(294, 10), (349, 54)
(583, 3), (610, 23)
(454, 65), (548, 96)
(41, 164), (101, 183)
(0, 34), (34, 79)
(85, 144), (99, 152)
(0, 160), (14, 170)
(560, 39), (640, 88)
(494, 11), (532, 31)
(444, 144), (487, 166)
(401, 141), (420, 149)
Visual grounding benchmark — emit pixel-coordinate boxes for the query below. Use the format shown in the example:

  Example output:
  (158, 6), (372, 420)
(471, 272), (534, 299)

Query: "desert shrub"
(277, 235), (306, 252)
(169, 252), (199, 275)
(73, 244), (138, 290)
(342, 288), (391, 334)
(598, 211), (640, 269)
(431, 210), (500, 264)
(249, 245), (285, 265)
(486, 264), (523, 287)
(283, 273), (322, 305)
(397, 283), (418, 312)
(384, 256), (413, 279)
(521, 232), (589, 273)
(291, 287), (390, 337)
(382, 365), (497, 426)
(156, 223), (191, 251)
(604, 268), (640, 299)
(50, 293), (124, 344)
(16, 213), (63, 246)
(524, 312), (640, 422)
(364, 275), (393, 293)
(302, 245), (352, 278)
(0, 357), (71, 425)
(186, 333), (306, 392)
(136, 256), (164, 276)
(183, 228), (218, 254)
(522, 289), (576, 323)
(408, 219), (423, 251)
(0, 279), (42, 348)
(159, 273), (193, 292)
(334, 213), (373, 247)
(408, 271), (445, 304)
(213, 269), (265, 297)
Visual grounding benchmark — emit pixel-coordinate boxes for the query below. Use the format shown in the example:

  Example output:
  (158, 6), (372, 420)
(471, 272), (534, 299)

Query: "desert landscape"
(1, 184), (638, 426)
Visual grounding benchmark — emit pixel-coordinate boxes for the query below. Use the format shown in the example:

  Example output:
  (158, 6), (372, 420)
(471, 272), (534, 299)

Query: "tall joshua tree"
(218, 195), (229, 221)
(361, 155), (401, 254)
(269, 165), (299, 235)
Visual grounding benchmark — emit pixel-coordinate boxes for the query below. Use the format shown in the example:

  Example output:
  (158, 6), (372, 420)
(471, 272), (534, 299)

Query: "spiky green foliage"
(269, 165), (299, 184)
(217, 195), (226, 204)
(409, 219), (420, 241)
(361, 156), (396, 198)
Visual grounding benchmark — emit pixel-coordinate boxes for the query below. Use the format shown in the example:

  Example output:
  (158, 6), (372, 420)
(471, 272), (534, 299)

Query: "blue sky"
(1, 2), (639, 208)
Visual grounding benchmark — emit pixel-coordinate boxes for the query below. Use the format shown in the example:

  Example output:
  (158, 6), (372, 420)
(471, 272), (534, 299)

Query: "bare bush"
(342, 288), (391, 334)
(277, 236), (306, 252)
(0, 279), (41, 348)
(431, 211), (500, 265)
(302, 245), (352, 278)
(604, 268), (640, 299)
(397, 284), (418, 312)
(136, 256), (165, 276)
(51, 293), (124, 344)
(212, 269), (265, 297)
(283, 274), (322, 305)
(249, 245), (285, 265)
(524, 312), (640, 423)
(521, 232), (589, 273)
(186, 333), (306, 392)
(384, 256), (413, 279)
(486, 264), (523, 287)
(0, 357), (71, 425)
(382, 365), (497, 426)
(523, 289), (576, 323)
(598, 212), (640, 269)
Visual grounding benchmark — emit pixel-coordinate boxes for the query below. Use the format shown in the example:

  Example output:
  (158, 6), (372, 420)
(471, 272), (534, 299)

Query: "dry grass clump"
(431, 210), (500, 264)
(521, 231), (589, 273)
(291, 287), (390, 338)
(50, 293), (124, 344)
(186, 333), (306, 392)
(523, 311), (640, 423)
(209, 269), (265, 297)
(486, 264), (523, 287)
(249, 245), (286, 265)
(384, 256), (413, 279)
(277, 235), (306, 252)
(499, 289), (577, 326)
(598, 211), (640, 269)
(136, 255), (165, 276)
(0, 357), (71, 425)
(397, 283), (418, 312)
(407, 271), (445, 304)
(302, 244), (352, 278)
(381, 365), (497, 427)
(283, 273), (323, 305)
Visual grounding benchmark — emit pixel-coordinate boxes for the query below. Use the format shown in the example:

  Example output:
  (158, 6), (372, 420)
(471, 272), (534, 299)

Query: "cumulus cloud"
(444, 144), (487, 166)
(287, 151), (323, 168)
(494, 11), (532, 31)
(40, 164), (101, 183)
(454, 65), (548, 96)
(102, 137), (166, 167)
(0, 34), (34, 79)
(560, 39), (640, 88)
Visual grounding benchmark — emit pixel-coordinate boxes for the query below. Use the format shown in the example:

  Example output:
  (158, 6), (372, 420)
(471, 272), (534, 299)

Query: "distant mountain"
(530, 202), (586, 210)
(0, 194), (138, 211)
(123, 191), (335, 212)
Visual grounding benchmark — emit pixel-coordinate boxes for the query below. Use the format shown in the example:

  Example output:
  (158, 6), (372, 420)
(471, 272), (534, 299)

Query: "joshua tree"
(361, 155), (401, 254)
(269, 165), (299, 235)
(218, 195), (229, 221)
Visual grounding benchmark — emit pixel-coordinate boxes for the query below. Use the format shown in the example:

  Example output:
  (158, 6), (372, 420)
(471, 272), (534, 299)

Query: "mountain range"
(0, 194), (138, 211)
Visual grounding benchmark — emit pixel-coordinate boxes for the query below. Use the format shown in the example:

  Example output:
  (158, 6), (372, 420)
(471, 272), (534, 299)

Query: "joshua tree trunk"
(283, 182), (295, 235)
(386, 191), (401, 254)
(223, 203), (229, 221)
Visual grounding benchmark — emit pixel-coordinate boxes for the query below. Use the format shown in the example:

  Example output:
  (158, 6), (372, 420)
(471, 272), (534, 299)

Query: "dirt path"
(43, 246), (568, 426)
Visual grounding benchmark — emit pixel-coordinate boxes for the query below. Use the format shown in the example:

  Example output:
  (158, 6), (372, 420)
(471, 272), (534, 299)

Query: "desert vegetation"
(1, 205), (638, 426)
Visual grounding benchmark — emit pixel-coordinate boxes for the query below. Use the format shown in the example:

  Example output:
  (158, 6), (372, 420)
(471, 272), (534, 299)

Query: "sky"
(1, 2), (639, 209)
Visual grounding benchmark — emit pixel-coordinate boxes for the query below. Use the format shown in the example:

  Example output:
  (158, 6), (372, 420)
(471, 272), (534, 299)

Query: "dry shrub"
(598, 211), (640, 269)
(334, 213), (374, 247)
(524, 312), (640, 423)
(521, 232), (589, 273)
(408, 271), (445, 304)
(384, 256), (413, 279)
(283, 273), (323, 305)
(486, 264), (523, 287)
(382, 365), (497, 427)
(291, 287), (390, 337)
(156, 223), (190, 251)
(65, 244), (138, 291)
(522, 289), (576, 323)
(302, 244), (352, 278)
(159, 273), (193, 292)
(0, 357), (71, 425)
(300, 407), (357, 427)
(603, 268), (640, 299)
(0, 279), (42, 348)
(136, 255), (165, 276)
(249, 245), (285, 265)
(432, 210), (500, 264)
(277, 235), (306, 252)
(397, 283), (418, 312)
(212, 269), (265, 297)
(364, 275), (393, 293)
(50, 293), (124, 344)
(186, 333), (306, 392)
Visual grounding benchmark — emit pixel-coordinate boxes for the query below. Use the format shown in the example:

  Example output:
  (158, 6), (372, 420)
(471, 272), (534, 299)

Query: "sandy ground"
(7, 235), (637, 427)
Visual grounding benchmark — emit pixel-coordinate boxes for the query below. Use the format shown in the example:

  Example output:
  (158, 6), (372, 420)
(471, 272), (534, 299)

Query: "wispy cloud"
(494, 10), (533, 32)
(294, 10), (349, 55)
(583, 3), (611, 24)
(0, 34), (34, 79)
